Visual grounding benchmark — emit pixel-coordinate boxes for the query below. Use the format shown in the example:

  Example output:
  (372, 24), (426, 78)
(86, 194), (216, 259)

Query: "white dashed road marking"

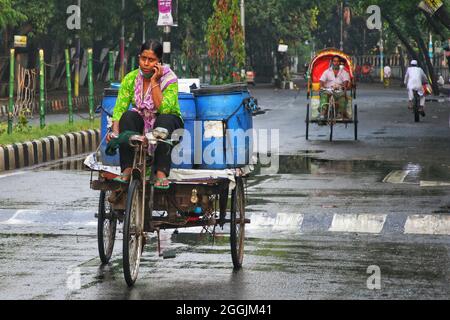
(329, 214), (387, 234)
(383, 170), (410, 184)
(404, 215), (450, 235)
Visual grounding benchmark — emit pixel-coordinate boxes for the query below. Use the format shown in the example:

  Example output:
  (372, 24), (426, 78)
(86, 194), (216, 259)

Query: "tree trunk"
(399, 46), (406, 87)
(422, 11), (447, 41)
(415, 33), (440, 96)
(435, 6), (450, 30)
(383, 14), (421, 64)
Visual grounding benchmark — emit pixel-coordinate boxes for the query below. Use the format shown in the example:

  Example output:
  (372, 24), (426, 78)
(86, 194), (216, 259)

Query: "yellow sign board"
(14, 35), (27, 48)
(418, 0), (443, 15)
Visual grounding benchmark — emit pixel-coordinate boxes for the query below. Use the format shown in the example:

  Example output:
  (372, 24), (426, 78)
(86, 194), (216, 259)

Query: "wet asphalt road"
(1, 83), (450, 300)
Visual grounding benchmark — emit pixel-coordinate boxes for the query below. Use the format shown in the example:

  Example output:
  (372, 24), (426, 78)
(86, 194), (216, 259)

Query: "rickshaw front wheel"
(123, 180), (144, 287)
(98, 190), (117, 265)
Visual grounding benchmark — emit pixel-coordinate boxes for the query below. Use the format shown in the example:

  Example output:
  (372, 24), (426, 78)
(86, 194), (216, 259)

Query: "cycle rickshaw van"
(305, 48), (358, 141)
(86, 83), (258, 287)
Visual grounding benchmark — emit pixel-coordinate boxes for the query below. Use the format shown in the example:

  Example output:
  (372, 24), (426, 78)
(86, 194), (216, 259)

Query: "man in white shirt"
(437, 74), (445, 87)
(404, 60), (428, 116)
(384, 65), (392, 88)
(319, 56), (351, 120)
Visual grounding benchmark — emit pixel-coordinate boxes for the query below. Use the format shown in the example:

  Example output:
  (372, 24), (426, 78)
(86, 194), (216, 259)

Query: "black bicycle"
(413, 90), (420, 123)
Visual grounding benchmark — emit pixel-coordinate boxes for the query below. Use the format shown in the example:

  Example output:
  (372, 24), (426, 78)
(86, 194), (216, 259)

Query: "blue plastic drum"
(193, 83), (253, 170)
(99, 83), (122, 166)
(99, 83), (196, 169)
(171, 93), (196, 169)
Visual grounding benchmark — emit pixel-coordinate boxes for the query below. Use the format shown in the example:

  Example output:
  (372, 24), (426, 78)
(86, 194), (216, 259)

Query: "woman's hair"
(140, 40), (163, 62)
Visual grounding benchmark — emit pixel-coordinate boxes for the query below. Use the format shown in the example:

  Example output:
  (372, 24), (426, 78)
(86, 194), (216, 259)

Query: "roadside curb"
(0, 129), (100, 172)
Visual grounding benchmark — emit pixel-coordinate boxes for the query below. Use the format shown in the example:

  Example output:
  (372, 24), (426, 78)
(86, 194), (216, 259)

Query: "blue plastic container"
(193, 83), (253, 170)
(99, 84), (197, 169)
(171, 93), (196, 169)
(99, 83), (122, 166)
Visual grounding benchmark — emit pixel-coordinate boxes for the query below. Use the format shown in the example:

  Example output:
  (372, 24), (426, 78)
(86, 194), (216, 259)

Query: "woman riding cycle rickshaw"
(87, 39), (254, 286)
(305, 48), (358, 141)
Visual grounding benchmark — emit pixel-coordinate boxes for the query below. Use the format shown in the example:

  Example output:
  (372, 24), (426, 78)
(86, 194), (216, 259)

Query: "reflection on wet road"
(0, 152), (449, 299)
(1, 86), (450, 299)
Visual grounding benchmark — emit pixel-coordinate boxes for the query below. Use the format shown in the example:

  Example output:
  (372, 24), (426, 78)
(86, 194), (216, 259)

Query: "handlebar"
(129, 134), (174, 148)
(129, 128), (177, 148)
(320, 88), (345, 94)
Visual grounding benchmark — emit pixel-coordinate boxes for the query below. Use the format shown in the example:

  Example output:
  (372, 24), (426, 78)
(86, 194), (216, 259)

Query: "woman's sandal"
(113, 173), (131, 184)
(155, 178), (170, 190)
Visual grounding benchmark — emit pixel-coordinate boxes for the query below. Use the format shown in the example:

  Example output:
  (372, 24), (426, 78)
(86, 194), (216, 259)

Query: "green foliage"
(206, 0), (245, 84)
(0, 119), (100, 146)
(174, 0), (214, 78)
(11, 0), (55, 39)
(0, 123), (6, 136)
(3, 0), (450, 85)
(0, 0), (26, 29)
(14, 110), (31, 133)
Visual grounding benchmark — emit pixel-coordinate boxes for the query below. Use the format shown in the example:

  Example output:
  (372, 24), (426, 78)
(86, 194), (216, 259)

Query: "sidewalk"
(440, 84), (450, 96)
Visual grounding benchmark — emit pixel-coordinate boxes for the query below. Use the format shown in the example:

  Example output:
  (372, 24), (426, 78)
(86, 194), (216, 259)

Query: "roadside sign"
(278, 44), (288, 53)
(14, 35), (27, 48)
(418, 0), (443, 16)
(158, 0), (174, 26)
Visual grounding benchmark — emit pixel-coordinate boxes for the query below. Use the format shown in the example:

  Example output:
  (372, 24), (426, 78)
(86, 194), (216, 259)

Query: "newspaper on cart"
(84, 153), (254, 190)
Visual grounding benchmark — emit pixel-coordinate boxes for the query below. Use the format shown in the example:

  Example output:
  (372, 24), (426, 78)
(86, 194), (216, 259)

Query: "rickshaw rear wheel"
(305, 103), (310, 140)
(123, 179), (144, 287)
(413, 92), (420, 123)
(354, 104), (358, 141)
(230, 177), (246, 270)
(329, 123), (334, 142)
(98, 190), (117, 265)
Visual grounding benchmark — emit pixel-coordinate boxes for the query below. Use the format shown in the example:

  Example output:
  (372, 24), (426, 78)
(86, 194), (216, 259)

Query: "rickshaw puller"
(319, 56), (351, 120)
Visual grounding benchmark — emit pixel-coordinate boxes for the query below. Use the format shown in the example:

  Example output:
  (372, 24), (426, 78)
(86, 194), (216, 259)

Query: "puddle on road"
(255, 154), (398, 176)
(44, 152), (450, 185)
(254, 154), (450, 184)
(41, 158), (86, 172)
(403, 163), (450, 183)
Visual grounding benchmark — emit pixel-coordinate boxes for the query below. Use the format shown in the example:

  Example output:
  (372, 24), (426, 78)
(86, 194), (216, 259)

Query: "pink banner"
(158, 0), (173, 26)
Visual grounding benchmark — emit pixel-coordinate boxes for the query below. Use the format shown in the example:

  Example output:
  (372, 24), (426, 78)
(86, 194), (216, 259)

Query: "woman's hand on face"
(151, 63), (163, 83)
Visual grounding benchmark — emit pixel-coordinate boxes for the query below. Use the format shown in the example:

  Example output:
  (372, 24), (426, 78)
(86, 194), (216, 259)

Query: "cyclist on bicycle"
(319, 56), (351, 121)
(404, 60), (428, 117)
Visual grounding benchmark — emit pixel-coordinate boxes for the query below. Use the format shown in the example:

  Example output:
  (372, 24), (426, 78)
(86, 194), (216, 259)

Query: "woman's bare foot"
(155, 171), (170, 189)
(113, 167), (132, 184)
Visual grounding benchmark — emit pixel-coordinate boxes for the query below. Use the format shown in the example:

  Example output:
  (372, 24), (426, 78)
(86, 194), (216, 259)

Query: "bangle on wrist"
(151, 83), (159, 91)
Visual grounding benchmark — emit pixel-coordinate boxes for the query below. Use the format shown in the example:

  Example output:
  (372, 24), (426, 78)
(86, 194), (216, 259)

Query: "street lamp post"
(120, 0), (125, 80)
(429, 34), (433, 60)
(163, 26), (171, 67)
(380, 24), (384, 83)
(74, 0), (81, 98)
(143, 17), (146, 44)
(241, 0), (245, 41)
(340, 1), (344, 51)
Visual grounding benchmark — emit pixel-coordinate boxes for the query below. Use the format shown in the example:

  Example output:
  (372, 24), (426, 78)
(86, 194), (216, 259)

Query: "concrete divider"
(64, 133), (76, 157)
(0, 129), (100, 172)
(0, 147), (5, 171)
